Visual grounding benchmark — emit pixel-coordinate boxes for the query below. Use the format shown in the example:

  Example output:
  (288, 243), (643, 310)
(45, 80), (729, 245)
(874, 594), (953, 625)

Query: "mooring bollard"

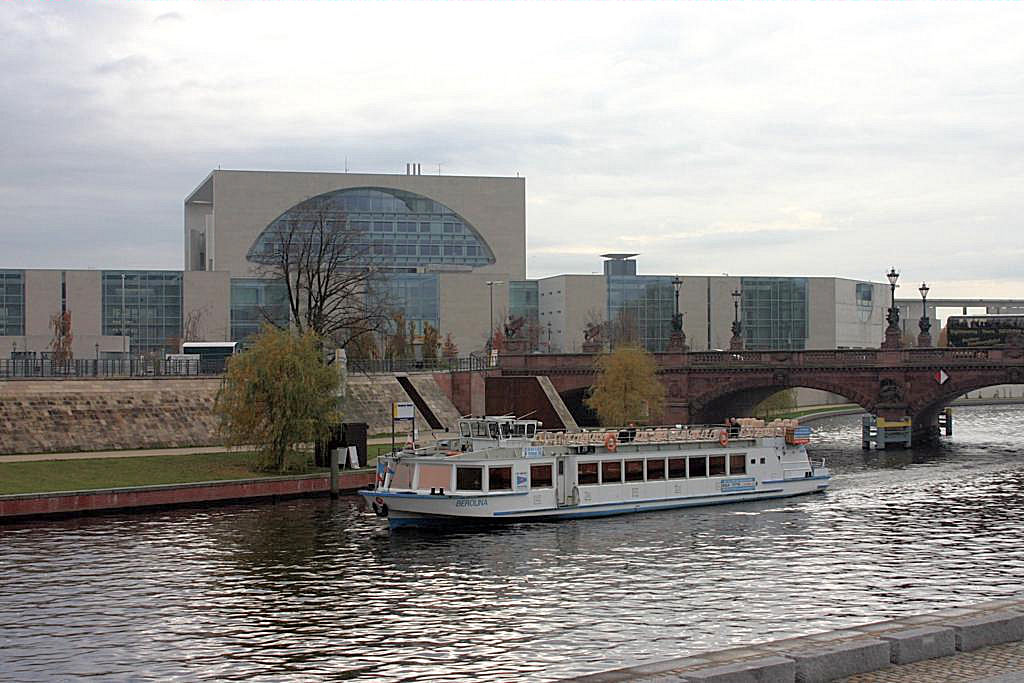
(330, 447), (340, 499)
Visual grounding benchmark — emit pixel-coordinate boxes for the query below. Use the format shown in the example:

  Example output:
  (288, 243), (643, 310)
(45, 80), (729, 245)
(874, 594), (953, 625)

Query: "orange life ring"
(719, 429), (729, 447)
(604, 432), (618, 452)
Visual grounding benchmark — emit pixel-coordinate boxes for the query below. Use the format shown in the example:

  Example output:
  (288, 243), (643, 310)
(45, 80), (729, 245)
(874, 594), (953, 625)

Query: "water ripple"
(3, 405), (1024, 681)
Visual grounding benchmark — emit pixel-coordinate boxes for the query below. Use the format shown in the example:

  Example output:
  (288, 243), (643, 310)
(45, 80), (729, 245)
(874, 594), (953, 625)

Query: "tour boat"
(360, 416), (831, 530)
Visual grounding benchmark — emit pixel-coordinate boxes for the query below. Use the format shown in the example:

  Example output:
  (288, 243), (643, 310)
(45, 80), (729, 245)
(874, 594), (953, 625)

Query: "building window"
(102, 271), (183, 356)
(741, 277), (809, 350)
(0, 270), (25, 336)
(247, 187), (497, 271)
(378, 273), (439, 347)
(607, 274), (674, 352)
(231, 279), (289, 342)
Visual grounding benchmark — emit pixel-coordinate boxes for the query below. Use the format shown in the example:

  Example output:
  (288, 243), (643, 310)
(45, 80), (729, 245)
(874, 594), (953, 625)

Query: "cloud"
(0, 2), (1022, 294)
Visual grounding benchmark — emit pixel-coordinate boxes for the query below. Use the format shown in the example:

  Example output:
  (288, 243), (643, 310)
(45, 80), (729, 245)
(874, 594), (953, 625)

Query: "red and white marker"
(934, 369), (949, 385)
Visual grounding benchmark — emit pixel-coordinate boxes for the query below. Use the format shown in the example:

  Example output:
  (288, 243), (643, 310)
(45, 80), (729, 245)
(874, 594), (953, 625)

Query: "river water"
(2, 405), (1024, 681)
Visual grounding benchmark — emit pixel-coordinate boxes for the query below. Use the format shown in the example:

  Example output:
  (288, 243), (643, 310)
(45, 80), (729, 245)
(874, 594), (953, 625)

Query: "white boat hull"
(361, 475), (830, 530)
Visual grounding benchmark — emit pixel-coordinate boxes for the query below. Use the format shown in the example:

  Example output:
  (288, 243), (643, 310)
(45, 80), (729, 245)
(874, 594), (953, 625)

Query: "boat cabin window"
(456, 466), (483, 491)
(601, 461), (621, 484)
(391, 463), (415, 489)
(488, 422), (500, 439)
(578, 462), (599, 485)
(470, 422), (489, 438)
(647, 458), (666, 480)
(488, 466), (512, 491)
(459, 422), (472, 438)
(689, 456), (707, 478)
(730, 455), (747, 475)
(530, 464), (553, 488)
(625, 460), (644, 482)
(418, 464), (452, 490)
(512, 422), (536, 438)
(668, 457), (686, 479)
(709, 456), (726, 477)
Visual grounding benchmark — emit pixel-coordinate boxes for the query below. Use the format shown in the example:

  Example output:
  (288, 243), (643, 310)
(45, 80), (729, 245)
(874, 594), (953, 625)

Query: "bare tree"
(183, 307), (207, 342)
(254, 198), (393, 348)
(50, 310), (73, 363)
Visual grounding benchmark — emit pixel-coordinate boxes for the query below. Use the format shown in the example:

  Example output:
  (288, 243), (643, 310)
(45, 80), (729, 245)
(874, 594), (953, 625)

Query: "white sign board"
(392, 401), (415, 420)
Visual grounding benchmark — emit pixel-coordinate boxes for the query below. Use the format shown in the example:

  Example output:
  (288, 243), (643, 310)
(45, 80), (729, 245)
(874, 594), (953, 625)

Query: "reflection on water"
(2, 405), (1024, 681)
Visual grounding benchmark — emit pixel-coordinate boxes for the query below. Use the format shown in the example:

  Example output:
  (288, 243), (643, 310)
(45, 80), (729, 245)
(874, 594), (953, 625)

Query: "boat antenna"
(516, 410), (537, 420)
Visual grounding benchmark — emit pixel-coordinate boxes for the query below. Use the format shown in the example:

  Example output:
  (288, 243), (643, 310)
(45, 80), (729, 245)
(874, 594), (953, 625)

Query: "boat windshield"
(488, 421), (500, 439)
(499, 421), (511, 439)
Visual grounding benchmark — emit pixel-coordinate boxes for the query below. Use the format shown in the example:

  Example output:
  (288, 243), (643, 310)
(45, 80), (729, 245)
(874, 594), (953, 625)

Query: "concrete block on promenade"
(879, 625), (956, 664)
(783, 638), (890, 683)
(943, 610), (1024, 652)
(681, 656), (795, 683)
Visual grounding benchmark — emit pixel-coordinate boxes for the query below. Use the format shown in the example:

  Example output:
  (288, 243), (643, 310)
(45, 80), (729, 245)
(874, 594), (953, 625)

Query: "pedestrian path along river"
(2, 405), (1024, 681)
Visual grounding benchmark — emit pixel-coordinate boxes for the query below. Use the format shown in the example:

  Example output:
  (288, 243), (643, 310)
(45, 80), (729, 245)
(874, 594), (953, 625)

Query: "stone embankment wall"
(0, 373), (467, 455)
(0, 378), (222, 455)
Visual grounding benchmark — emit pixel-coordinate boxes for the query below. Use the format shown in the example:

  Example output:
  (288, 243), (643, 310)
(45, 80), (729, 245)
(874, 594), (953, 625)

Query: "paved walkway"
(839, 639), (1024, 682)
(0, 437), (400, 463)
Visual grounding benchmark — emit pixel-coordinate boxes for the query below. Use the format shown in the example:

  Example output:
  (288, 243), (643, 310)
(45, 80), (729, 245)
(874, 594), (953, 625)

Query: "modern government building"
(0, 169), (899, 360)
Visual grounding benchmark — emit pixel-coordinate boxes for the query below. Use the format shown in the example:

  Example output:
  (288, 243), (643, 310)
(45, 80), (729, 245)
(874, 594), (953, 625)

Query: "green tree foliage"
(215, 327), (340, 473)
(754, 389), (797, 419)
(585, 346), (665, 427)
(421, 322), (440, 362)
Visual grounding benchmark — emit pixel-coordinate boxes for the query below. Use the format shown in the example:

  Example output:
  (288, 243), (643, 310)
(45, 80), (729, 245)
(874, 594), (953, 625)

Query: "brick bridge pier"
(492, 347), (1024, 444)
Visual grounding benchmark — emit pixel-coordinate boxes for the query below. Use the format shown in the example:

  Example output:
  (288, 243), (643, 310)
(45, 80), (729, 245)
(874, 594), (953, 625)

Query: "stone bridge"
(493, 347), (1024, 440)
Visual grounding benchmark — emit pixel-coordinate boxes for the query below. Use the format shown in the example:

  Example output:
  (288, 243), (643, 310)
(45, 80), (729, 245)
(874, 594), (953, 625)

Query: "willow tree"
(215, 327), (339, 473)
(585, 345), (665, 427)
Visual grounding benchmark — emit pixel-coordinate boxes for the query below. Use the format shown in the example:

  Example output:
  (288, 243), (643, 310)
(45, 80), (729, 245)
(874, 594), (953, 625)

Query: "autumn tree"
(384, 312), (409, 359)
(442, 332), (459, 359)
(215, 327), (340, 473)
(421, 322), (440, 362)
(585, 345), (665, 427)
(253, 197), (392, 350)
(49, 310), (73, 364)
(754, 389), (797, 420)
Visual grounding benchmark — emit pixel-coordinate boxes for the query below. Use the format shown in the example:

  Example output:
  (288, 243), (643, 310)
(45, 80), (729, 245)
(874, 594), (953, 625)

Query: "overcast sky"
(2, 2), (1022, 298)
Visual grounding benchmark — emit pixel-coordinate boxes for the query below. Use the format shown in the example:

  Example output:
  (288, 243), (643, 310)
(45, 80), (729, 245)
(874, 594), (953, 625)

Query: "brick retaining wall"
(0, 470), (376, 520)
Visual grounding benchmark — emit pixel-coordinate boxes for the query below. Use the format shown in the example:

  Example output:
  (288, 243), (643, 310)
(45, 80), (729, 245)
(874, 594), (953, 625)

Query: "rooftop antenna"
(437, 163), (442, 175)
(345, 156), (348, 173)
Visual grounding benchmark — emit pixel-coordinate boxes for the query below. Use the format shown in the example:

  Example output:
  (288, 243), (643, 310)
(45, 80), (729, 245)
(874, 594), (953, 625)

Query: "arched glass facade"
(247, 187), (496, 270)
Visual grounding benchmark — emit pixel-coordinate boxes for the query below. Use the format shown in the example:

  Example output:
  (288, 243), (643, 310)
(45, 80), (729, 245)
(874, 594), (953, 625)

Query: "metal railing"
(347, 355), (495, 374)
(0, 358), (224, 379)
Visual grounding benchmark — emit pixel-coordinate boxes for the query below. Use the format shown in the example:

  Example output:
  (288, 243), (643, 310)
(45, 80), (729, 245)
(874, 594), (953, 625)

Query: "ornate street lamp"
(882, 267), (902, 349)
(917, 282), (931, 347)
(667, 276), (687, 352)
(730, 288), (744, 351)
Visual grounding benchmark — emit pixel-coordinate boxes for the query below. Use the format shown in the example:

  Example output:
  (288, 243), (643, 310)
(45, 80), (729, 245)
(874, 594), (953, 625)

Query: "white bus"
(181, 342), (240, 373)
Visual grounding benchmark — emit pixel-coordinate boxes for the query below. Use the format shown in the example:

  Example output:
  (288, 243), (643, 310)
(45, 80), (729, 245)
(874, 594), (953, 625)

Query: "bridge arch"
(683, 373), (876, 425)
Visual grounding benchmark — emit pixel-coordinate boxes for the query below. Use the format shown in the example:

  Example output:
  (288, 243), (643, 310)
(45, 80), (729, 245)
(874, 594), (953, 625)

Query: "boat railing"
(534, 422), (797, 447)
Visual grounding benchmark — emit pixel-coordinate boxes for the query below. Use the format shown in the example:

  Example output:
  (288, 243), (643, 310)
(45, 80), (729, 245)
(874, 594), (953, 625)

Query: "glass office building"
(0, 270), (25, 336)
(102, 271), (183, 355)
(741, 277), (809, 350)
(230, 279), (290, 341)
(607, 275), (674, 352)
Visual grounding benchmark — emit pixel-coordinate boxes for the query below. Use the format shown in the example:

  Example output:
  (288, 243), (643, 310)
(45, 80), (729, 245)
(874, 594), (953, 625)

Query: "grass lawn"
(0, 452), (329, 496)
(0, 443), (400, 496)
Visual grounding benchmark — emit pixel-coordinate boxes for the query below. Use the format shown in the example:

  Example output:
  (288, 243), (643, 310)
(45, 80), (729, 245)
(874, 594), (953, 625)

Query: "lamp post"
(730, 288), (744, 351)
(667, 276), (687, 352)
(485, 280), (504, 352)
(882, 267), (902, 349)
(121, 273), (127, 355)
(917, 282), (932, 347)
